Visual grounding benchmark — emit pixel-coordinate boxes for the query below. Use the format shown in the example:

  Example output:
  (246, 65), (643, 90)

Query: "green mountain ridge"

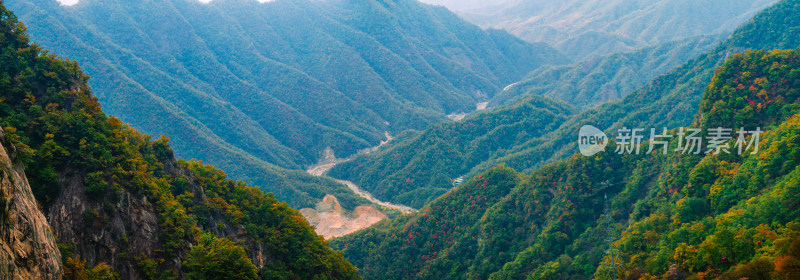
(329, 95), (577, 208)
(329, 0), (800, 209)
(491, 33), (728, 108)
(5, 0), (568, 209)
(0, 3), (360, 279)
(332, 46), (800, 280)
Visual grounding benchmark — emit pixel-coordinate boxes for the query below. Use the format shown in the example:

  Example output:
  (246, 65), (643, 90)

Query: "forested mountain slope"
(0, 4), (360, 279)
(491, 34), (726, 108)
(333, 47), (800, 280)
(4, 0), (567, 207)
(422, 0), (778, 60)
(329, 0), (800, 208)
(329, 95), (577, 208)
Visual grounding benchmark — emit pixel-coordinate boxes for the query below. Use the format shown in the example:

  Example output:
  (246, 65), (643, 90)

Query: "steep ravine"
(0, 127), (61, 279)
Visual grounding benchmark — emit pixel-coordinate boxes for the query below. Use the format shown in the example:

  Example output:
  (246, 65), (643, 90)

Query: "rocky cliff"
(0, 127), (62, 279)
(47, 165), (169, 279)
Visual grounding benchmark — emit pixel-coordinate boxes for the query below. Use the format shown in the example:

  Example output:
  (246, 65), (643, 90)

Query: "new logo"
(579, 125), (608, 156)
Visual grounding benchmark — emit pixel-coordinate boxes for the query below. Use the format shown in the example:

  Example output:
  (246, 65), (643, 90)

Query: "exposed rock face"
(300, 195), (387, 239)
(47, 174), (163, 280)
(45, 149), (202, 279)
(0, 127), (62, 279)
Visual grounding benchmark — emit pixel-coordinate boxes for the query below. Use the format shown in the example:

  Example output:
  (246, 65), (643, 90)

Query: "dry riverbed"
(302, 132), (414, 238)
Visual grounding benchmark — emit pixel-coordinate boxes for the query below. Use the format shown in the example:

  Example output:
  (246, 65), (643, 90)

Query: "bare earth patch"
(300, 195), (388, 239)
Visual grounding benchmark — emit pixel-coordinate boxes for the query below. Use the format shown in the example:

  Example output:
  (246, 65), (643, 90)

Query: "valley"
(0, 5), (362, 277)
(7, 0), (569, 211)
(328, 0), (800, 210)
(332, 1), (800, 279)
(2, 0), (800, 279)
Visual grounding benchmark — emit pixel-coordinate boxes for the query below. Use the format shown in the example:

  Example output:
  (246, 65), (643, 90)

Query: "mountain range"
(6, 0), (568, 209)
(0, 2), (363, 278)
(332, 2), (800, 279)
(4, 0), (800, 279)
(491, 33), (727, 108)
(328, 0), (800, 209)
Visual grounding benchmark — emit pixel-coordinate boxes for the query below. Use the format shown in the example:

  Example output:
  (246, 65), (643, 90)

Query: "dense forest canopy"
(5, 0), (568, 210)
(491, 34), (728, 108)
(3, 0), (800, 279)
(332, 47), (800, 280)
(330, 0), (800, 209)
(0, 3), (360, 278)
